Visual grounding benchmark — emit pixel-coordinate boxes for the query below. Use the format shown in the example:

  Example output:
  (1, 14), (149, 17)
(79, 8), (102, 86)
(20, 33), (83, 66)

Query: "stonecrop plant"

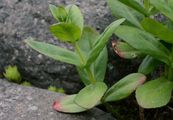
(26, 4), (146, 113)
(108, 0), (173, 108)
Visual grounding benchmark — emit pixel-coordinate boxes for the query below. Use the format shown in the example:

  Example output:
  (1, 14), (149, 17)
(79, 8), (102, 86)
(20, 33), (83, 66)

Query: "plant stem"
(139, 106), (144, 120)
(103, 103), (123, 120)
(74, 42), (96, 84)
(86, 67), (96, 84)
(74, 42), (85, 65)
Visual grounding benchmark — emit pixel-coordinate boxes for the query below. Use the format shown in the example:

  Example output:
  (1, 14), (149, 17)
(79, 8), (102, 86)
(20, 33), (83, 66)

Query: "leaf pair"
(49, 4), (83, 43)
(53, 82), (107, 113)
(53, 73), (146, 113)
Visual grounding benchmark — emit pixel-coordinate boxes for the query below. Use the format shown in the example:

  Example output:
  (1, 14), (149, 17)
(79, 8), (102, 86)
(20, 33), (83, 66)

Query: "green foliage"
(50, 23), (81, 42)
(86, 18), (126, 66)
(48, 86), (65, 93)
(48, 86), (57, 92)
(108, 0), (173, 108)
(108, 0), (143, 28)
(21, 81), (32, 86)
(26, 3), (146, 113)
(138, 56), (159, 75)
(65, 5), (84, 31)
(103, 73), (146, 102)
(3, 65), (22, 83)
(26, 39), (81, 66)
(150, 0), (173, 21)
(49, 4), (67, 22)
(141, 18), (173, 44)
(115, 25), (170, 64)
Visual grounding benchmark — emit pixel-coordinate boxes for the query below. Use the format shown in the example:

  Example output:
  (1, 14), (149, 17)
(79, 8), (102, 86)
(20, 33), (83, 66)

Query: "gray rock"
(0, 0), (113, 93)
(0, 79), (115, 120)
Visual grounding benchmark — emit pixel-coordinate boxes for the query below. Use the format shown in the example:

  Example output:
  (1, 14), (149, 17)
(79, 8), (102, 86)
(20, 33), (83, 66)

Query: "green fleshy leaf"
(86, 18), (125, 66)
(138, 55), (160, 75)
(50, 23), (81, 42)
(75, 82), (107, 109)
(103, 73), (146, 102)
(112, 40), (142, 59)
(136, 77), (173, 108)
(107, 0), (143, 28)
(77, 27), (108, 83)
(115, 25), (170, 64)
(53, 95), (87, 113)
(66, 5), (84, 31)
(26, 38), (81, 66)
(93, 47), (108, 82)
(119, 0), (149, 16)
(141, 18), (173, 44)
(49, 4), (67, 22)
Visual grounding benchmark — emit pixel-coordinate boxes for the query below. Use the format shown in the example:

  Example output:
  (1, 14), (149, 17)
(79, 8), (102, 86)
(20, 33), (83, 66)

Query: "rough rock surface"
(0, 79), (115, 120)
(0, 0), (113, 93)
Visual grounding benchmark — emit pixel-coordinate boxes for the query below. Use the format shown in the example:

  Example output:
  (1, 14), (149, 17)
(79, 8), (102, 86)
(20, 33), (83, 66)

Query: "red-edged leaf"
(53, 95), (87, 113)
(103, 73), (146, 102)
(112, 40), (142, 59)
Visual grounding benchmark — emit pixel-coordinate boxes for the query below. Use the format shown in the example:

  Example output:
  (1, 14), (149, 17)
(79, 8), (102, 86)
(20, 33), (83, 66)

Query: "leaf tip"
(24, 37), (33, 45)
(53, 100), (62, 111)
(139, 75), (146, 85)
(112, 40), (124, 58)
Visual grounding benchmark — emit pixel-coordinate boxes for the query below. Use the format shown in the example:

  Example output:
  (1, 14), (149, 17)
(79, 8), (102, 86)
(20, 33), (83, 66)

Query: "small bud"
(3, 65), (21, 83)
(21, 81), (32, 86)
(48, 86), (57, 92)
